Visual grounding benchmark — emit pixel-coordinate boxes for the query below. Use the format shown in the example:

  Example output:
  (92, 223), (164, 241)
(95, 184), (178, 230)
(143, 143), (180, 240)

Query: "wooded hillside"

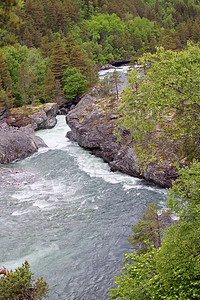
(1, 0), (200, 110)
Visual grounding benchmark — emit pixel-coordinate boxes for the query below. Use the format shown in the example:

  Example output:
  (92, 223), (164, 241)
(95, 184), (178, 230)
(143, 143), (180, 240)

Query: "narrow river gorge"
(0, 115), (167, 299)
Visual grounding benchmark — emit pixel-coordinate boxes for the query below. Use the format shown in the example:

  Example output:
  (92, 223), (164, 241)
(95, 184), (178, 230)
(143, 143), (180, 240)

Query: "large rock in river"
(0, 122), (47, 164)
(7, 103), (58, 130)
(66, 87), (178, 188)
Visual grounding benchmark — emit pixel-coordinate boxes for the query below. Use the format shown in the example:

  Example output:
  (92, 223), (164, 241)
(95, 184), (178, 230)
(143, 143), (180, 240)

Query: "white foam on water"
(67, 144), (142, 189)
(98, 65), (132, 79)
(33, 199), (52, 209)
(1, 243), (59, 271)
(133, 184), (168, 195)
(67, 142), (167, 195)
(36, 116), (71, 150)
(12, 209), (31, 216)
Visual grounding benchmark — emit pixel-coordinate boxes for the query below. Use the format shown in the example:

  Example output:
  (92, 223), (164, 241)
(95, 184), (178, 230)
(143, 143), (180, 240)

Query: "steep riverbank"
(0, 103), (57, 164)
(66, 87), (178, 188)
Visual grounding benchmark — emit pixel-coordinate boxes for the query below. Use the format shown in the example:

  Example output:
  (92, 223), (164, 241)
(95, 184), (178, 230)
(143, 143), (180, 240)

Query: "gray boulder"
(7, 103), (58, 130)
(0, 123), (47, 164)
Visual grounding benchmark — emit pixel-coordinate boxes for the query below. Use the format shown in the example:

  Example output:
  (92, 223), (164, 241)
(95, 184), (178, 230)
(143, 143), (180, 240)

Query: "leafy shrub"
(0, 260), (48, 300)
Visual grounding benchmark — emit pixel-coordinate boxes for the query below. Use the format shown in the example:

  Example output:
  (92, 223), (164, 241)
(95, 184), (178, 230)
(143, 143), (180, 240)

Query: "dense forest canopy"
(1, 0), (200, 109)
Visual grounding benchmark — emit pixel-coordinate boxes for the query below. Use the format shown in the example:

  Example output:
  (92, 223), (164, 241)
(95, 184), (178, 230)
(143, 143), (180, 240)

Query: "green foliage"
(101, 70), (122, 99)
(0, 45), (29, 84)
(42, 68), (56, 102)
(0, 0), (23, 46)
(167, 159), (200, 220)
(0, 260), (48, 299)
(154, 160), (200, 299)
(128, 203), (173, 253)
(1, 0), (200, 109)
(116, 44), (200, 165)
(155, 222), (200, 299)
(108, 246), (158, 300)
(0, 55), (13, 109)
(109, 160), (200, 299)
(62, 67), (88, 99)
(77, 13), (125, 64)
(125, 16), (159, 52)
(50, 38), (69, 80)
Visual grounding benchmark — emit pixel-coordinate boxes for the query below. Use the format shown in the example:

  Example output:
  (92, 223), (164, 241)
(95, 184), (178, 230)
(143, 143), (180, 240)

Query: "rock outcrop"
(7, 103), (58, 130)
(100, 64), (116, 70)
(66, 88), (178, 188)
(0, 107), (8, 121)
(0, 122), (47, 164)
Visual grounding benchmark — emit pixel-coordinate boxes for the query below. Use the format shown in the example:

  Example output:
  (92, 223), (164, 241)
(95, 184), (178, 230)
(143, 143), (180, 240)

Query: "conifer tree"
(18, 64), (39, 105)
(0, 0), (22, 46)
(191, 20), (200, 42)
(128, 203), (173, 253)
(50, 38), (69, 80)
(109, 70), (122, 100)
(64, 33), (97, 85)
(0, 56), (12, 91)
(0, 56), (13, 109)
(23, 0), (46, 46)
(43, 68), (56, 102)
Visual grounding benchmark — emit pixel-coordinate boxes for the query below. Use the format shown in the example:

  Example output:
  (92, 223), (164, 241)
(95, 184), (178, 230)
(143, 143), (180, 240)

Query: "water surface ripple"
(0, 116), (167, 299)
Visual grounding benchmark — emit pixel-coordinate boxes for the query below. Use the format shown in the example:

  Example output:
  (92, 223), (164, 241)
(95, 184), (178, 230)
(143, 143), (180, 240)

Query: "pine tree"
(128, 203), (173, 253)
(40, 35), (52, 58)
(50, 38), (69, 80)
(191, 20), (200, 42)
(18, 64), (40, 105)
(64, 34), (97, 86)
(43, 68), (56, 102)
(0, 56), (13, 109)
(0, 56), (12, 91)
(109, 70), (122, 100)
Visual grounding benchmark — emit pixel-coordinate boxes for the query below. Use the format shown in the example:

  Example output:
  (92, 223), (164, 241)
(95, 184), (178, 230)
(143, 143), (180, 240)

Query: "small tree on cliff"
(109, 70), (122, 100)
(128, 203), (173, 253)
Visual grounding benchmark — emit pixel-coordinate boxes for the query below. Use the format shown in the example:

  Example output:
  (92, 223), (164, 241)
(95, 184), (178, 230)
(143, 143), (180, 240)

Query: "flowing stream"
(0, 67), (168, 299)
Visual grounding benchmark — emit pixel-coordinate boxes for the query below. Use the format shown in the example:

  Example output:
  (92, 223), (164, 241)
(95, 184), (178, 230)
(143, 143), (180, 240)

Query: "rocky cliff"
(66, 87), (178, 188)
(0, 103), (57, 164)
(0, 122), (47, 164)
(7, 103), (58, 130)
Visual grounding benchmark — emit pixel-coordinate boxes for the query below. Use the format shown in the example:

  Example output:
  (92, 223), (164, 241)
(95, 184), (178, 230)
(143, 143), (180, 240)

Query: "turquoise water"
(0, 115), (167, 299)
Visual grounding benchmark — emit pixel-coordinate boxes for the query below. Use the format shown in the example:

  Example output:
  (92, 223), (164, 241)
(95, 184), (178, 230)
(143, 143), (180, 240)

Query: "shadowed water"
(0, 116), (167, 299)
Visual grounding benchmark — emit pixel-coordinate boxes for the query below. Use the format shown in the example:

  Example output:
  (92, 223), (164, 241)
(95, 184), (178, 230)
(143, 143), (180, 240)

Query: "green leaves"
(168, 160), (200, 220)
(0, 0), (23, 46)
(109, 159), (200, 299)
(62, 67), (88, 100)
(117, 45), (200, 165)
(0, 260), (48, 299)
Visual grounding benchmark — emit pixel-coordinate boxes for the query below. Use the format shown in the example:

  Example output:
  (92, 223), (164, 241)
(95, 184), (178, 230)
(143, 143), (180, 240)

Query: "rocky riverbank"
(0, 103), (58, 164)
(0, 122), (47, 164)
(66, 87), (178, 188)
(7, 103), (58, 130)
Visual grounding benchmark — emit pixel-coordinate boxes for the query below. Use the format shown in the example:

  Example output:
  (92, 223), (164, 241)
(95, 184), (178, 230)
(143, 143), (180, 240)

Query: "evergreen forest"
(1, 0), (200, 108)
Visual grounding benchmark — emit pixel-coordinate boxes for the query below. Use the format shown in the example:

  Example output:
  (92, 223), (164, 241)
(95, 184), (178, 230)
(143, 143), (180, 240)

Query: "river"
(0, 65), (168, 299)
(0, 115), (167, 299)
